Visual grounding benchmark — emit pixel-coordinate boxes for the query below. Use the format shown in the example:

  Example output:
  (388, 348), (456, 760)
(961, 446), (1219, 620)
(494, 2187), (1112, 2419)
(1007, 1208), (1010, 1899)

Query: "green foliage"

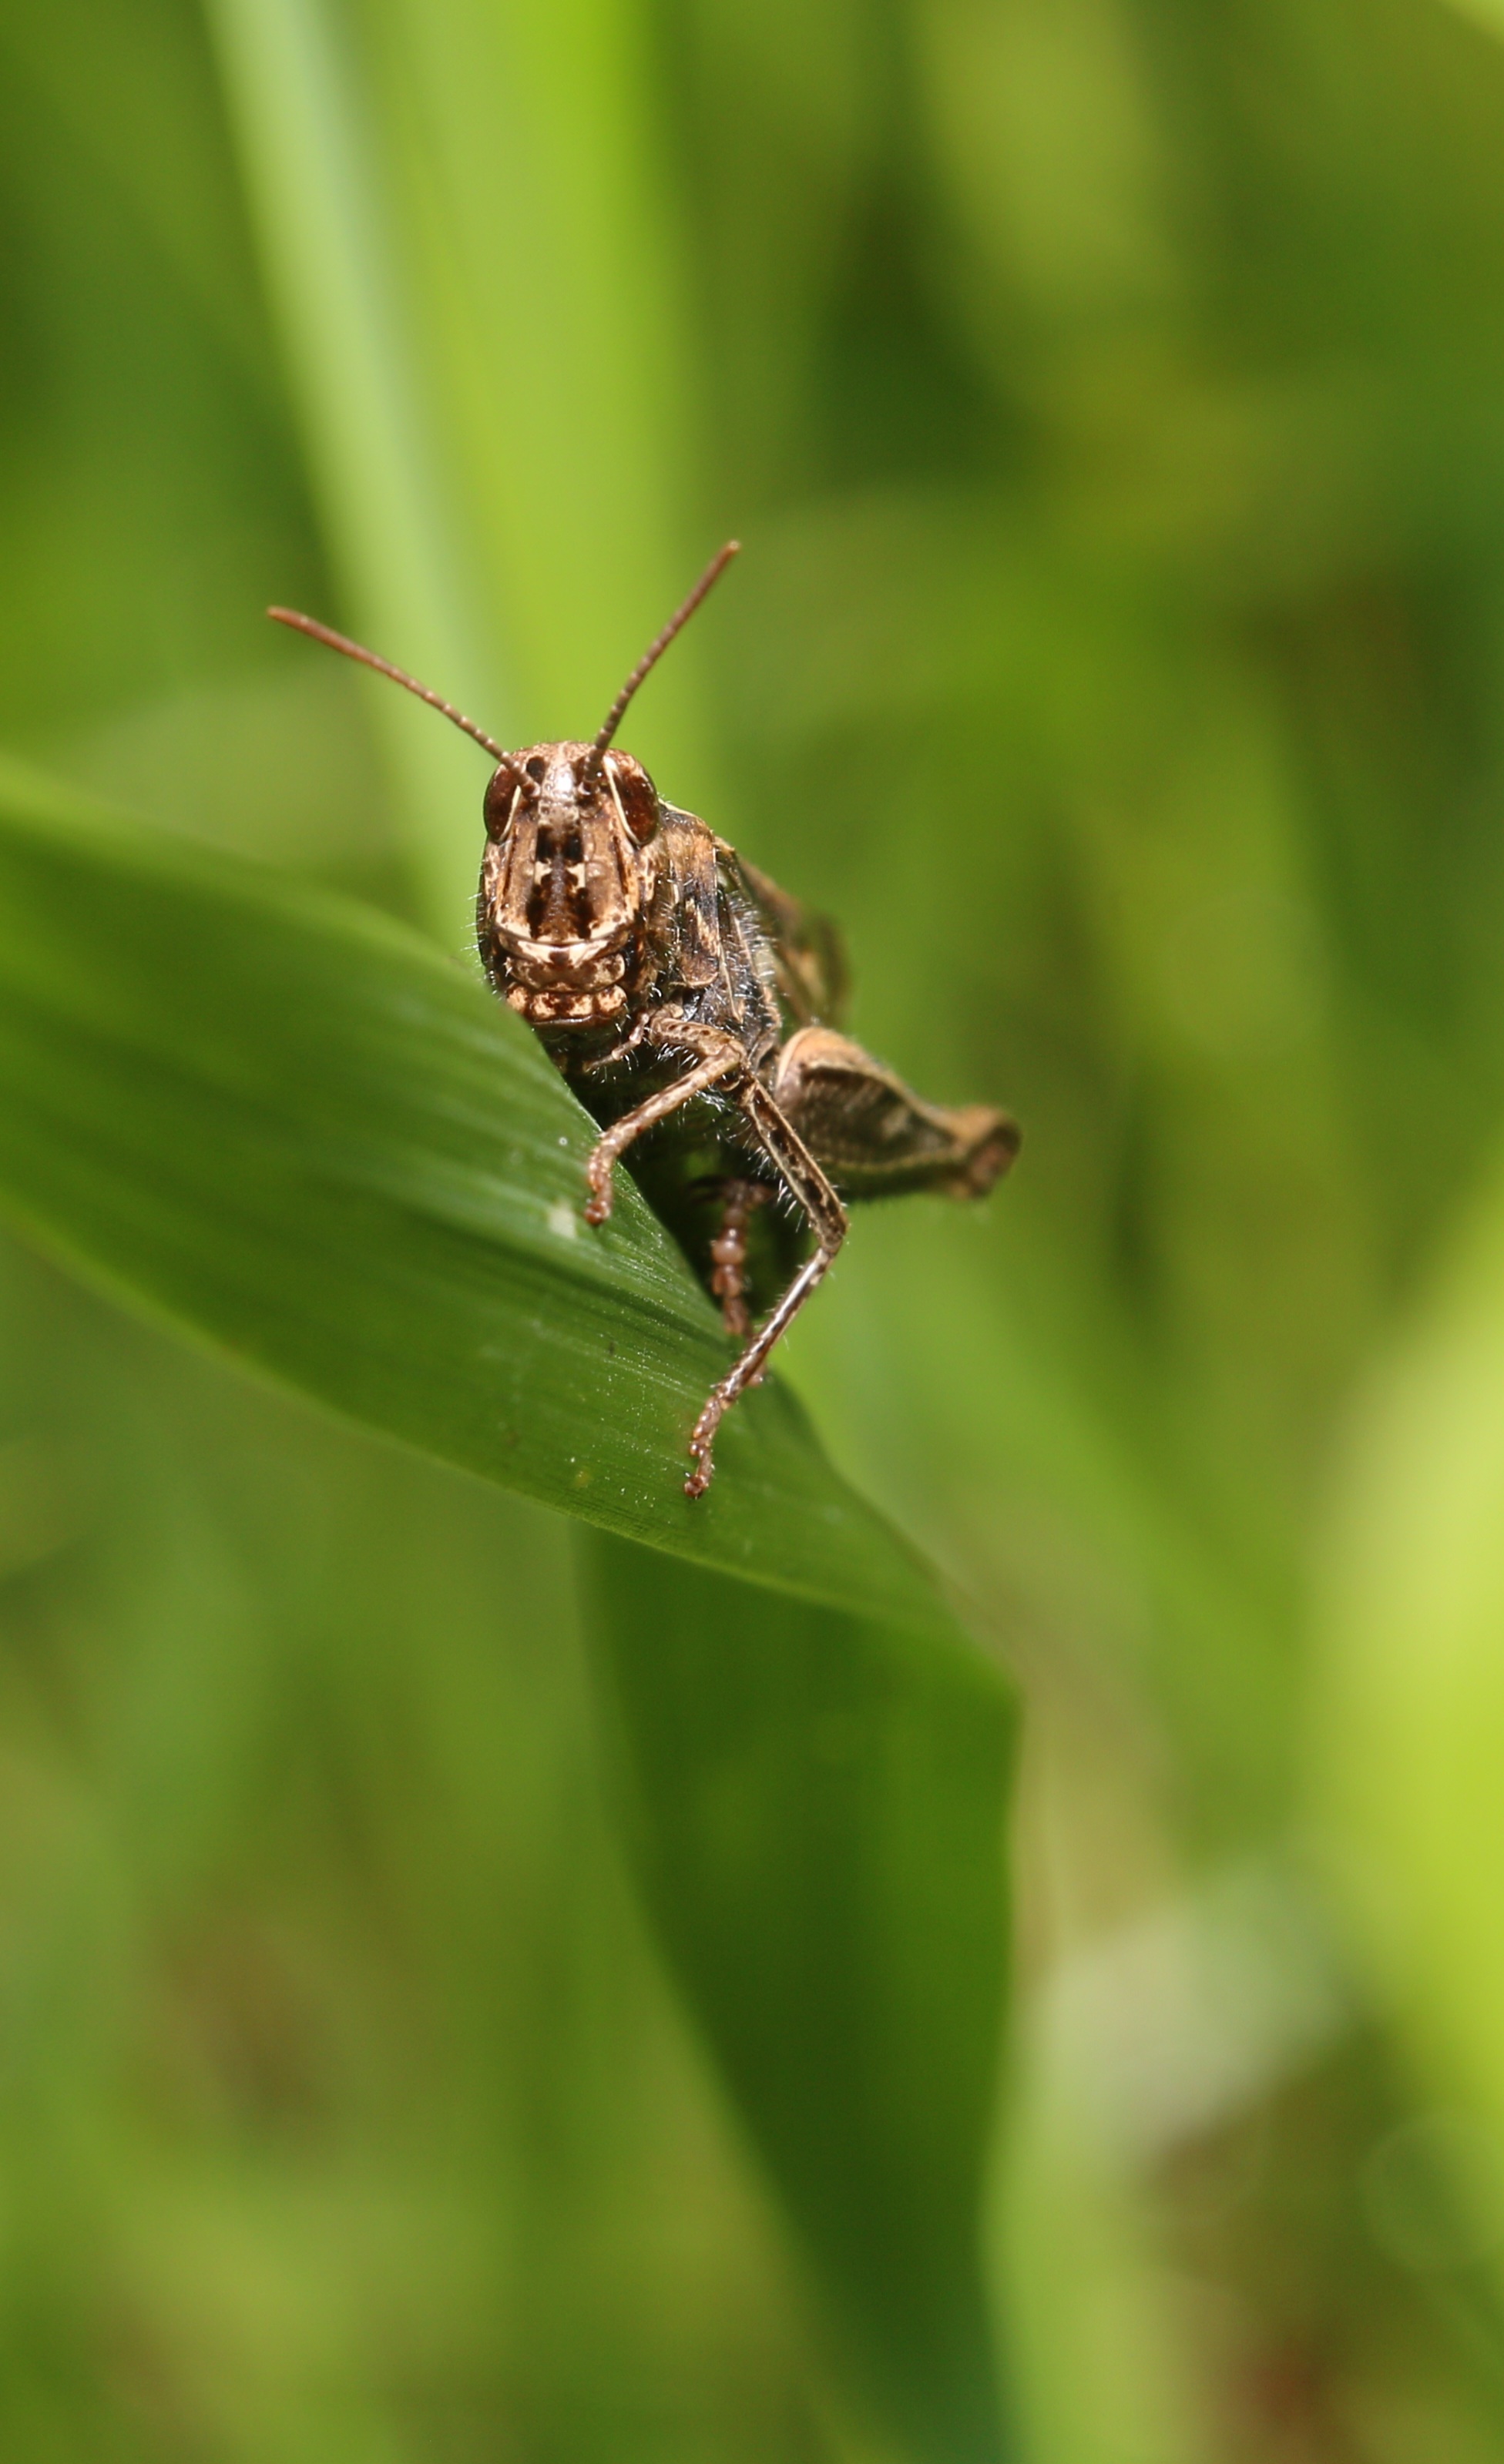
(0, 757), (952, 1623)
(588, 1538), (1011, 2462)
(0, 751), (1012, 2456)
(8, 0), (1504, 2451)
(1315, 1140), (1504, 2196)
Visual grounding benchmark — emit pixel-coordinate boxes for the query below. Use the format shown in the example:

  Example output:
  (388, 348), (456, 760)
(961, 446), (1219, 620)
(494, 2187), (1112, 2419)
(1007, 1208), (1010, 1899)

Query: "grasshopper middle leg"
(708, 1177), (774, 1338)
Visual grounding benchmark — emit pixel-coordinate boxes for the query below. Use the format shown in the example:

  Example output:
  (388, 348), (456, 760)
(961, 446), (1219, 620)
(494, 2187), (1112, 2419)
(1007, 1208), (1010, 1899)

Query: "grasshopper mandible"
(270, 545), (1019, 1495)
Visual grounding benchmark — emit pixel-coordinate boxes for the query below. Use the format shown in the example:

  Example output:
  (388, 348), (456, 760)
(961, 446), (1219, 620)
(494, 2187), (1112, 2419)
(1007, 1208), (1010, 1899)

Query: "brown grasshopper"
(270, 544), (1019, 1495)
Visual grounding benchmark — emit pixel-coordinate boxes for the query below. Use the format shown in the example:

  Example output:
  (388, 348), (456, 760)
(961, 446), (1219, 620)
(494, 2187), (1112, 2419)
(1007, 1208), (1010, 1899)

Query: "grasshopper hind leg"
(686, 1083), (847, 1498)
(685, 1030), (1018, 1495)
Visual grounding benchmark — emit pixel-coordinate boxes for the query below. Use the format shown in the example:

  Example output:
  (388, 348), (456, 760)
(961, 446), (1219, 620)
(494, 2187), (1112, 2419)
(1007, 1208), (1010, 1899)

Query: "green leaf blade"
(0, 757), (956, 1636)
(0, 752), (1018, 2454)
(584, 1534), (1016, 2463)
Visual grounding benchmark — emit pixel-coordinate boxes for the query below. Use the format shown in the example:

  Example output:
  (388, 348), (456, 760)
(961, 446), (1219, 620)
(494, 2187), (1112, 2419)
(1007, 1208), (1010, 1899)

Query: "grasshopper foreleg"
(581, 1018), (746, 1226)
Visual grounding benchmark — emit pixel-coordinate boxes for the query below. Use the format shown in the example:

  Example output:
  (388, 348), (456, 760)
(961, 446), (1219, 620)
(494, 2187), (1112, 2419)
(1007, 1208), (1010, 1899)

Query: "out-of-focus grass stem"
(205, 0), (502, 931)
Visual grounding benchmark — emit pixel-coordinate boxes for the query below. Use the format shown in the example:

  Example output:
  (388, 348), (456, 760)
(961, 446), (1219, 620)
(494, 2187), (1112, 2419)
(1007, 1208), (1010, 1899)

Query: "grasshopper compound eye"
(483, 766), (524, 840)
(603, 751), (660, 844)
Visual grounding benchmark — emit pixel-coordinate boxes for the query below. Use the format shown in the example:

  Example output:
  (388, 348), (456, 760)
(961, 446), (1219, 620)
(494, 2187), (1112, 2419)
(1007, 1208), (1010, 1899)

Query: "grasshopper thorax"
(478, 743), (660, 1030)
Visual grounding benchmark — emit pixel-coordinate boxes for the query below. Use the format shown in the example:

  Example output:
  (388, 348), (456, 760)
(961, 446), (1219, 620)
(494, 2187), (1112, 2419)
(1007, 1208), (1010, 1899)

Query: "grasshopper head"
(478, 538), (738, 1029)
(477, 743), (660, 1028)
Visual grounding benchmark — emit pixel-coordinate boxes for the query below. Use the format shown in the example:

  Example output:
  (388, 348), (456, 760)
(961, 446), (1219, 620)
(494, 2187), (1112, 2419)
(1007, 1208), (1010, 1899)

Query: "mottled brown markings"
(270, 543), (1019, 1494)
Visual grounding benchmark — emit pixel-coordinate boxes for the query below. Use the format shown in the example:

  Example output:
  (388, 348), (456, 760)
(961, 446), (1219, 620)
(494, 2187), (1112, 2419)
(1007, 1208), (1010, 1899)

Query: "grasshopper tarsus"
(273, 545), (1019, 1493)
(582, 1140), (617, 1225)
(686, 1390), (731, 1497)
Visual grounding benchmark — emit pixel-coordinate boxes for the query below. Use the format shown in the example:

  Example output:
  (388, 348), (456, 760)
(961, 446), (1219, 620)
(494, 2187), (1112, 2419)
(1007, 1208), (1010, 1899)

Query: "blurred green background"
(8, 0), (1504, 2454)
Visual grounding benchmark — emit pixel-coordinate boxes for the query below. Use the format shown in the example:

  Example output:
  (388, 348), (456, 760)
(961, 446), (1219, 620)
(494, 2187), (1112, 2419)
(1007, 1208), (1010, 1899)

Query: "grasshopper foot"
(582, 1143), (616, 1226)
(685, 1388), (730, 1498)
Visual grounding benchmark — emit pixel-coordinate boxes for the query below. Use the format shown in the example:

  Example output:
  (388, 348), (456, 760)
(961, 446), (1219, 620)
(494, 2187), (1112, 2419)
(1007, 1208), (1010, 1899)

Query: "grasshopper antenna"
(267, 606), (518, 776)
(588, 540), (740, 769)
